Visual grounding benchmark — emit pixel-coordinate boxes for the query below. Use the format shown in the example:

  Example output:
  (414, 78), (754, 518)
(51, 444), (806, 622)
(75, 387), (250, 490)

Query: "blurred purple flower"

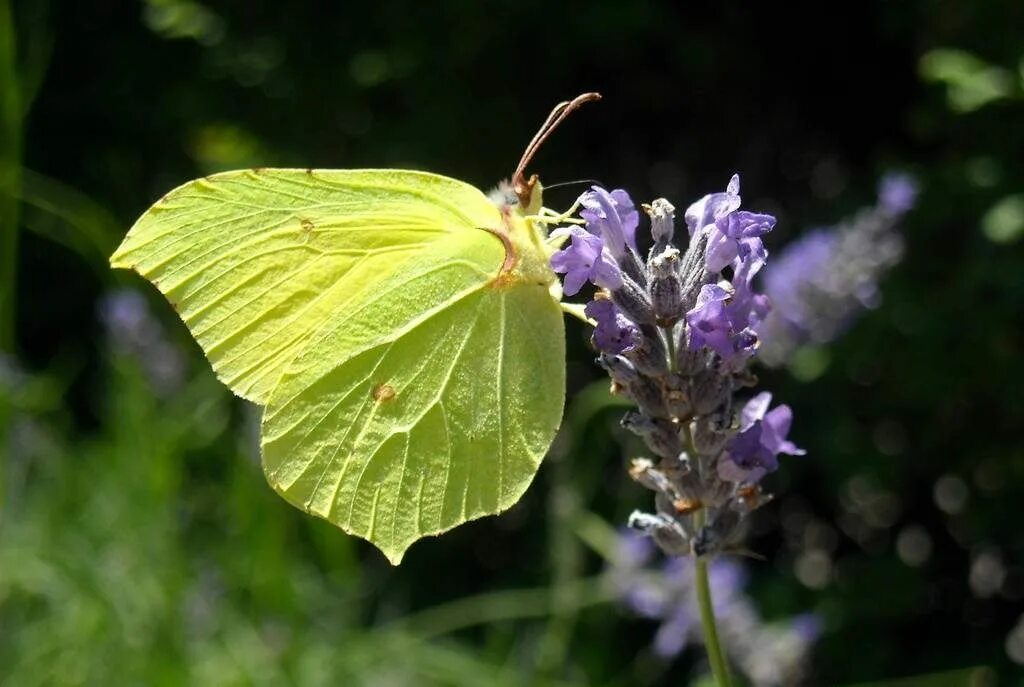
(99, 289), (185, 395)
(758, 173), (917, 366)
(609, 530), (820, 684)
(878, 172), (919, 216)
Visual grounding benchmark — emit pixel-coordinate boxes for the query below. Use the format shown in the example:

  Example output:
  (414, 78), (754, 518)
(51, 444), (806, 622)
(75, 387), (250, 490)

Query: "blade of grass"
(0, 0), (22, 353)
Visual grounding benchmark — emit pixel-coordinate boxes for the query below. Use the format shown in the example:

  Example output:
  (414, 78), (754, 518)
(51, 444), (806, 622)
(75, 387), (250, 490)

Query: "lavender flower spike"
(549, 174), (802, 559)
(758, 172), (918, 365)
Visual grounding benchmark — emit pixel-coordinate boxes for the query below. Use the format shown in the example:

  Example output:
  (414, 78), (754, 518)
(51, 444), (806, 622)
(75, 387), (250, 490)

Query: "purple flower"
(585, 298), (641, 354)
(685, 282), (762, 364)
(705, 210), (777, 272)
(549, 226), (624, 296)
(685, 284), (736, 359)
(761, 230), (834, 333)
(685, 175), (777, 272)
(685, 173), (741, 237)
(719, 392), (805, 483)
(579, 186), (640, 258)
(878, 172), (918, 216)
(654, 608), (696, 657)
(99, 289), (185, 395)
(728, 238), (772, 331)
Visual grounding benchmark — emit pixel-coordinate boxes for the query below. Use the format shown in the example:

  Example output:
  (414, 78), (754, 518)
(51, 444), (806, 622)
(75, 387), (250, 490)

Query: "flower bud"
(628, 510), (691, 557)
(628, 458), (678, 497)
(645, 198), (676, 253)
(621, 411), (682, 460)
(648, 246), (684, 326)
(692, 506), (742, 557)
(624, 324), (668, 377)
(679, 228), (712, 312)
(692, 367), (733, 415)
(597, 354), (638, 386)
(693, 412), (732, 456)
(662, 372), (692, 419)
(610, 275), (656, 325)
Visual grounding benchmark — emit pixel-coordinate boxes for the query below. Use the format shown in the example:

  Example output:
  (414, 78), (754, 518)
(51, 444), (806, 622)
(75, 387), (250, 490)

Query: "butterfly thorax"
(486, 181), (557, 290)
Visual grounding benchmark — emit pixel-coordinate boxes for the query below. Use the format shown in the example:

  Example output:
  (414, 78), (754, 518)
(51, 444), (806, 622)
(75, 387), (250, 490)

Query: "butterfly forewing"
(111, 169), (503, 404)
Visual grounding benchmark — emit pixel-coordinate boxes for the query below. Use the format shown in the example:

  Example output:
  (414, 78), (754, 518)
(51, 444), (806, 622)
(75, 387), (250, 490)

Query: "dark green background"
(2, 1), (1022, 684)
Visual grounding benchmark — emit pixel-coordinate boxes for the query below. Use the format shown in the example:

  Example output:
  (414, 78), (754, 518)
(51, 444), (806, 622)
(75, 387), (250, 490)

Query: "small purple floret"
(684, 174), (777, 272)
(579, 186), (640, 257)
(719, 392), (805, 483)
(685, 173), (742, 237)
(585, 299), (641, 354)
(685, 284), (736, 359)
(549, 226), (624, 296)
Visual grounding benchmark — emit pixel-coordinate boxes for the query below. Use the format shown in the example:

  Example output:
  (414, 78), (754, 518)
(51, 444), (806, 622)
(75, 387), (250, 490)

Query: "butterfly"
(109, 93), (600, 563)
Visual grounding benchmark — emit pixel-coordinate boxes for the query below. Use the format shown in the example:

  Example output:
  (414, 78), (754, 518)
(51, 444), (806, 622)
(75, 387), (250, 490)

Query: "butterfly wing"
(111, 168), (565, 563)
(110, 169), (504, 403)
(262, 275), (564, 564)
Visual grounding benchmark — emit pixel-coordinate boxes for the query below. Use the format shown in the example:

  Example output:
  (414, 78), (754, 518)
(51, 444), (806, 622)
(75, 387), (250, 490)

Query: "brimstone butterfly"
(109, 94), (600, 563)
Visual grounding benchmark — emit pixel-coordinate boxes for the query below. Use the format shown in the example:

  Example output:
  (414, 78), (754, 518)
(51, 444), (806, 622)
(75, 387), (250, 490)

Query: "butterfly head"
(487, 178), (544, 217)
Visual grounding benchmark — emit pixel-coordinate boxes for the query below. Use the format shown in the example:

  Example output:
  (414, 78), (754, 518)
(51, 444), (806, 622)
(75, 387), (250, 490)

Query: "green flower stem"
(693, 509), (732, 687)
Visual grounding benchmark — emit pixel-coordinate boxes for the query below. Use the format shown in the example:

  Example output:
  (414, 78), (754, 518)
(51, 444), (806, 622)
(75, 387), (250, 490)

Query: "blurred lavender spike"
(99, 288), (185, 395)
(758, 173), (919, 367)
(609, 530), (821, 685)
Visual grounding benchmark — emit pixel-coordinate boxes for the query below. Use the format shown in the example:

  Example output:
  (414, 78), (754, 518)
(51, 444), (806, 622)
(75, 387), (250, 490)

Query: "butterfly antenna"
(513, 92), (601, 206)
(543, 179), (605, 191)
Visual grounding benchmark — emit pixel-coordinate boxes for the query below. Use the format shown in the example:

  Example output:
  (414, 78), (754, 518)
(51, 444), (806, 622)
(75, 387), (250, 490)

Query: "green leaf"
(919, 48), (1015, 113)
(981, 193), (1024, 244)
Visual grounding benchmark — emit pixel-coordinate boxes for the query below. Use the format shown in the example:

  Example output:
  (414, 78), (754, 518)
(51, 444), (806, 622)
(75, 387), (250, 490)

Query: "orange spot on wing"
(372, 383), (396, 402)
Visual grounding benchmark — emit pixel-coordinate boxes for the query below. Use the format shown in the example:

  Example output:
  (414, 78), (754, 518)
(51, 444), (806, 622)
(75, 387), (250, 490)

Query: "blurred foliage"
(2, 1), (1024, 685)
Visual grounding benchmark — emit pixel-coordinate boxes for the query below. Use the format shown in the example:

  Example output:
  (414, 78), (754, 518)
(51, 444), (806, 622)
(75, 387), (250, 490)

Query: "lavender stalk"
(550, 175), (805, 683)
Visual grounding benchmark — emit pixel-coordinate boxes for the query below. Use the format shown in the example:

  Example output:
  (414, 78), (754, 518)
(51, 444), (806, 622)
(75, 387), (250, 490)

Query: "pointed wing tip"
(379, 546), (407, 566)
(108, 238), (137, 271)
(108, 254), (132, 271)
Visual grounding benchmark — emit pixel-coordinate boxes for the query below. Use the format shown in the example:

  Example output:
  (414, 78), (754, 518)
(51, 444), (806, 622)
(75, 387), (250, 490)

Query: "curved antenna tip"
(513, 93), (602, 206)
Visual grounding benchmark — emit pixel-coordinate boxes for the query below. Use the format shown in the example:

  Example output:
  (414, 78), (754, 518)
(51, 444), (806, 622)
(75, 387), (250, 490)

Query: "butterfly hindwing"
(262, 267), (565, 563)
